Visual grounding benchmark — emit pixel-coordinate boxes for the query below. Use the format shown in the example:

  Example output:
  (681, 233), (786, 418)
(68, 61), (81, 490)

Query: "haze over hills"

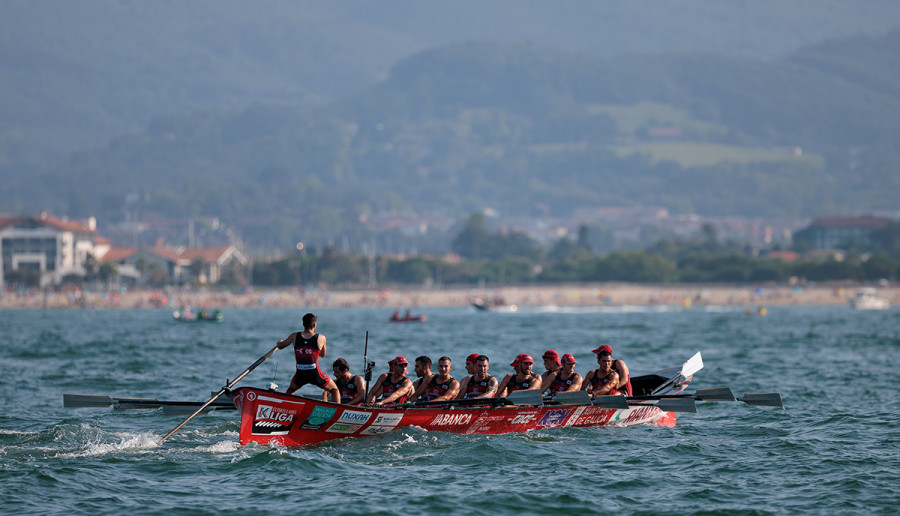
(2, 2), (899, 251)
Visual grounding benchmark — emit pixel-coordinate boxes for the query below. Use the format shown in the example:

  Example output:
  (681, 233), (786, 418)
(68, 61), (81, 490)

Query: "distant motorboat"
(173, 308), (225, 322)
(849, 288), (890, 310)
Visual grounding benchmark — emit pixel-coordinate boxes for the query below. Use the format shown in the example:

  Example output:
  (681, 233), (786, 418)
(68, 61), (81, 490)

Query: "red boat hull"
(232, 387), (675, 447)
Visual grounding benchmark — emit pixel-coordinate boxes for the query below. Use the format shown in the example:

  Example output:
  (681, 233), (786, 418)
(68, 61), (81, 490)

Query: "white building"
(0, 213), (108, 288)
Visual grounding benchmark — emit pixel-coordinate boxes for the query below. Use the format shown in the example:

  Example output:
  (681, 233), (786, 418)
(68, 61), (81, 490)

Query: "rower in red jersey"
(496, 354), (541, 397)
(583, 349), (621, 398)
(367, 356), (414, 407)
(591, 344), (631, 396)
(456, 355), (497, 399)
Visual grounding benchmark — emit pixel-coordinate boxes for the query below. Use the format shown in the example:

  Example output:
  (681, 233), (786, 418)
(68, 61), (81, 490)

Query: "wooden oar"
(63, 394), (234, 410)
(161, 344), (279, 443)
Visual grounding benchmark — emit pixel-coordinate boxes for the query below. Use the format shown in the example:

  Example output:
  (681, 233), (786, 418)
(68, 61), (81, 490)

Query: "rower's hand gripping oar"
(161, 344), (280, 443)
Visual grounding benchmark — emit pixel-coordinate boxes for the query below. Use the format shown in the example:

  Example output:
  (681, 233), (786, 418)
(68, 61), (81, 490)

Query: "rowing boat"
(231, 352), (715, 447)
(63, 351), (783, 447)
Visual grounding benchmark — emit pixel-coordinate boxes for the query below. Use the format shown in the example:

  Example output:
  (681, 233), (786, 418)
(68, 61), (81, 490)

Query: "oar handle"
(161, 344), (279, 443)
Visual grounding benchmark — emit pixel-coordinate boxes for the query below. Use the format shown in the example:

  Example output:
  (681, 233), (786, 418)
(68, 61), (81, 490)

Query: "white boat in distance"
(849, 287), (890, 310)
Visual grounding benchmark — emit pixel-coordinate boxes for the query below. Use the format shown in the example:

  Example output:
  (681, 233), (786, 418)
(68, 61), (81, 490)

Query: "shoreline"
(2, 283), (894, 310)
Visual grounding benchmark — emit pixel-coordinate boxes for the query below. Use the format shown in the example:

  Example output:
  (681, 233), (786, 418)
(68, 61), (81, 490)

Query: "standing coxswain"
(276, 312), (340, 403)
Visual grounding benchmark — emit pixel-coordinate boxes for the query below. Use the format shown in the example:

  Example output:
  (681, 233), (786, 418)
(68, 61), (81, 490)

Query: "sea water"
(1, 305), (898, 515)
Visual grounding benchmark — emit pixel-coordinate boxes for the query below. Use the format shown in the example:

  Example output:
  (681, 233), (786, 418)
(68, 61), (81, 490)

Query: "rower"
(411, 356), (459, 402)
(464, 353), (481, 376)
(367, 356), (414, 407)
(591, 344), (632, 395)
(329, 357), (365, 405)
(583, 349), (621, 398)
(456, 355), (498, 399)
(543, 353), (583, 397)
(410, 356), (434, 397)
(495, 356), (521, 399)
(277, 312), (340, 403)
(496, 354), (541, 397)
(539, 349), (562, 389)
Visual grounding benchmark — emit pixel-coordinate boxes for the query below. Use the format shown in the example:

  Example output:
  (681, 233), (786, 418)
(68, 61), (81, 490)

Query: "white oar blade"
(740, 393), (784, 408)
(552, 391), (592, 406)
(592, 395), (630, 409)
(681, 352), (704, 378)
(505, 389), (543, 406)
(656, 398), (698, 413)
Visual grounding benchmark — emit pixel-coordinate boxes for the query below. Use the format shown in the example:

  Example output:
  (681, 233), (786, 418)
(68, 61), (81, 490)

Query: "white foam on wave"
(193, 440), (241, 453)
(60, 431), (160, 458)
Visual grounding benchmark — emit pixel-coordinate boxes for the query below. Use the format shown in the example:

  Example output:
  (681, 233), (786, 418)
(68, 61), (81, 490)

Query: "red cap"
(591, 344), (613, 354)
(393, 356), (408, 366)
(561, 353), (577, 364)
(466, 353), (480, 363)
(509, 357), (520, 367)
(517, 353), (534, 364)
(542, 349), (561, 365)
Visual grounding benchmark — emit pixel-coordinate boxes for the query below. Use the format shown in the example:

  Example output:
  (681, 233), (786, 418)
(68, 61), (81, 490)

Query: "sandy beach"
(2, 283), (895, 310)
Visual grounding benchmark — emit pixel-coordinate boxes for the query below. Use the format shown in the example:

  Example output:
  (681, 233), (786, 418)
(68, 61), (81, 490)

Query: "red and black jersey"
(506, 372), (539, 393)
(465, 375), (494, 398)
(549, 372), (577, 394)
(611, 360), (633, 396)
(293, 333), (322, 370)
(380, 374), (410, 404)
(589, 370), (620, 396)
(335, 375), (360, 404)
(421, 375), (456, 401)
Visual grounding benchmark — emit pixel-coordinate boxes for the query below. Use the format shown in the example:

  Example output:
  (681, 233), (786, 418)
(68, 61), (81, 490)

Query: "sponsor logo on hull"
(325, 409), (372, 434)
(252, 404), (298, 435)
(429, 413), (473, 426)
(300, 405), (337, 430)
(538, 409), (571, 427)
(361, 412), (405, 435)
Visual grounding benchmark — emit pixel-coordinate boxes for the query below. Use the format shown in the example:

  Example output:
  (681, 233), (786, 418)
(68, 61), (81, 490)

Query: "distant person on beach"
(583, 349), (621, 398)
(543, 353), (583, 397)
(367, 356), (414, 407)
(496, 354), (541, 397)
(411, 356), (459, 402)
(591, 344), (631, 395)
(277, 312), (340, 402)
(457, 355), (498, 399)
(329, 357), (365, 405)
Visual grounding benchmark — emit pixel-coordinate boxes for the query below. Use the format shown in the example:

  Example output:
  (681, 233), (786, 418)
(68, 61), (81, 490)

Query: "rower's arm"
(592, 371), (619, 396)
(472, 377), (498, 399)
(540, 372), (556, 392)
(275, 333), (296, 350)
(527, 375), (542, 390)
(434, 380), (460, 402)
(376, 378), (412, 406)
(408, 374), (433, 402)
(318, 335), (327, 357)
(455, 377), (470, 399)
(366, 374), (387, 405)
(615, 359), (629, 388)
(495, 374), (512, 399)
(565, 374), (584, 392)
(348, 376), (366, 405)
(581, 371), (594, 392)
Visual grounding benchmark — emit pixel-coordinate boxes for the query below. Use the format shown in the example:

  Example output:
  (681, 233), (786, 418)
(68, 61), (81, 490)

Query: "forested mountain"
(2, 3), (900, 251)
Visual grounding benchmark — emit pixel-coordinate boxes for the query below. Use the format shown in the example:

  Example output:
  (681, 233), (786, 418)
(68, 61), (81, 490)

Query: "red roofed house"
(98, 245), (249, 285)
(0, 213), (109, 288)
